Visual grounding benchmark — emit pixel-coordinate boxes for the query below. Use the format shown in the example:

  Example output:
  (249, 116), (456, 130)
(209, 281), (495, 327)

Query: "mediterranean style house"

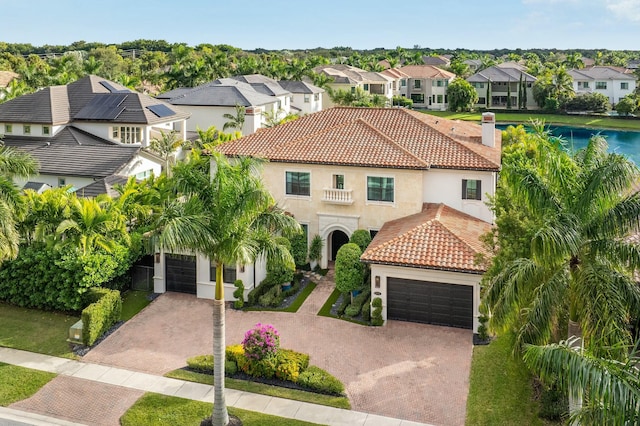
(394, 65), (456, 110)
(0, 75), (189, 194)
(313, 64), (394, 109)
(173, 107), (500, 333)
(568, 66), (637, 106)
(467, 65), (537, 109)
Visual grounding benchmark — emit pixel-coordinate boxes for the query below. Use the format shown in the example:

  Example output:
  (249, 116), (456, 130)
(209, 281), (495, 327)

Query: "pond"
(497, 124), (640, 164)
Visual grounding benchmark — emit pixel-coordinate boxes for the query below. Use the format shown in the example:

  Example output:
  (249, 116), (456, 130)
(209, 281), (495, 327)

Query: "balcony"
(322, 188), (353, 205)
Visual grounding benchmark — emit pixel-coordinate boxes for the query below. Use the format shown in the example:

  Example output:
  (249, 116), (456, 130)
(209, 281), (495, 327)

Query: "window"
(621, 82), (629, 90)
(478, 97), (486, 104)
(277, 100), (282, 109)
(400, 79), (407, 87)
(437, 94), (443, 104)
(595, 81), (607, 90)
(4, 124), (12, 133)
(434, 80), (444, 87)
(304, 94), (310, 103)
(43, 126), (50, 135)
(367, 176), (394, 203)
(135, 169), (153, 179)
(113, 126), (142, 144)
(410, 93), (425, 103)
(363, 84), (369, 91)
(58, 177), (66, 187)
(210, 262), (237, 283)
(413, 80), (421, 89)
(286, 171), (310, 196)
(333, 174), (344, 189)
(300, 224), (309, 242)
(23, 125), (31, 135)
(578, 81), (590, 89)
(472, 82), (485, 89)
(314, 93), (319, 101)
(462, 179), (482, 200)
(350, 87), (356, 94)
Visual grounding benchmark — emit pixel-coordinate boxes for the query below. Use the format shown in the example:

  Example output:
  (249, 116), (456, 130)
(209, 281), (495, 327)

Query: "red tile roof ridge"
(355, 117), (430, 168)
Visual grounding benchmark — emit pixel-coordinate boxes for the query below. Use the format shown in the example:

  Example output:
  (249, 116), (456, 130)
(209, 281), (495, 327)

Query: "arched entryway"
(329, 230), (350, 261)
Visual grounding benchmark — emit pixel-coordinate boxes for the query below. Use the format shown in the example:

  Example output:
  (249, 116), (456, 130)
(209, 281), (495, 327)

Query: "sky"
(1, 0), (639, 51)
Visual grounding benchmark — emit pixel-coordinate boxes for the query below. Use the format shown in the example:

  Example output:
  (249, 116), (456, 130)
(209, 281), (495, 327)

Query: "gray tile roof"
(231, 74), (291, 97)
(75, 174), (129, 198)
(278, 80), (324, 94)
(467, 66), (536, 83)
(568, 66), (636, 81)
(0, 86), (70, 124)
(160, 80), (278, 107)
(2, 126), (140, 179)
(313, 64), (390, 85)
(22, 181), (51, 193)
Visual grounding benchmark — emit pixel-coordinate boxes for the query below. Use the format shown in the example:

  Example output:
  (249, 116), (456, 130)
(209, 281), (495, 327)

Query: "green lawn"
(422, 110), (640, 131)
(466, 334), (558, 426)
(120, 393), (325, 426)
(317, 288), (341, 317)
(0, 363), (56, 406)
(244, 282), (317, 313)
(0, 302), (78, 358)
(166, 369), (350, 409)
(120, 290), (152, 321)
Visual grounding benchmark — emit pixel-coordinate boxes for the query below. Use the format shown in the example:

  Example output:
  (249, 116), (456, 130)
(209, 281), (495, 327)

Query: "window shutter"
(462, 180), (467, 199)
(476, 180), (482, 200)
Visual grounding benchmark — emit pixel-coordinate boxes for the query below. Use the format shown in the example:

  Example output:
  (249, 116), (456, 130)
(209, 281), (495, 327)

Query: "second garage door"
(165, 254), (197, 294)
(387, 277), (473, 329)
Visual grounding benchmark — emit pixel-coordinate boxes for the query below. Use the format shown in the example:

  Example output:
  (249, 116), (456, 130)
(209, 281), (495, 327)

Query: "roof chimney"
(481, 112), (495, 148)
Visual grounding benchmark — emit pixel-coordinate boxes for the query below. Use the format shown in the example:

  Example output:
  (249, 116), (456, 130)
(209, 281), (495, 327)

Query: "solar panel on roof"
(100, 81), (130, 93)
(74, 93), (128, 120)
(147, 104), (175, 118)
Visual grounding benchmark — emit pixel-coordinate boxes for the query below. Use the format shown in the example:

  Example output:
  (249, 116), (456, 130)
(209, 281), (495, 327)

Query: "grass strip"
(120, 290), (152, 321)
(317, 288), (341, 317)
(165, 368), (350, 410)
(0, 363), (56, 406)
(121, 392), (326, 426)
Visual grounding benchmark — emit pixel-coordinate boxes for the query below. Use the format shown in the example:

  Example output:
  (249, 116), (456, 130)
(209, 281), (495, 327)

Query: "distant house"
(278, 80), (324, 115)
(568, 66), (637, 106)
(0, 75), (189, 195)
(422, 55), (451, 67)
(381, 68), (409, 97)
(0, 71), (19, 100)
(467, 66), (537, 109)
(396, 65), (456, 109)
(313, 64), (394, 108)
(463, 59), (483, 73)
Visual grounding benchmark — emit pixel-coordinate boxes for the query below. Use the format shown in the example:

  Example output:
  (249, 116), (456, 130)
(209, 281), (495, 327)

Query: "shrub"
(563, 92), (610, 113)
(187, 355), (213, 373)
(337, 293), (350, 316)
(349, 229), (372, 253)
(225, 360), (238, 375)
(247, 279), (275, 305)
(289, 231), (308, 268)
(335, 243), (364, 297)
(233, 279), (244, 309)
(361, 296), (371, 321)
(344, 305), (360, 317)
(279, 348), (310, 371)
(264, 246), (295, 286)
(538, 381), (568, 420)
(298, 366), (345, 396)
(242, 323), (280, 361)
(371, 297), (383, 326)
(81, 288), (122, 346)
(344, 289), (371, 318)
(308, 234), (323, 264)
(392, 96), (413, 108)
(258, 284), (281, 307)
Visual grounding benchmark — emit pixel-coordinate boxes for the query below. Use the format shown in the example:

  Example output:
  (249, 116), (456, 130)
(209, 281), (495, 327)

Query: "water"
(497, 124), (640, 164)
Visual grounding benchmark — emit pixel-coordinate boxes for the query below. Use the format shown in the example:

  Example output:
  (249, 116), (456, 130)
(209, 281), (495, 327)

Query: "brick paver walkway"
(82, 274), (472, 426)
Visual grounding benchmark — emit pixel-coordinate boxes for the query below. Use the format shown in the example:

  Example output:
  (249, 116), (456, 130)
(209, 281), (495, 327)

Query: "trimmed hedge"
(361, 296), (371, 321)
(371, 297), (383, 326)
(187, 352), (238, 376)
(247, 280), (274, 305)
(233, 280), (244, 309)
(81, 288), (122, 346)
(298, 366), (345, 396)
(344, 289), (371, 318)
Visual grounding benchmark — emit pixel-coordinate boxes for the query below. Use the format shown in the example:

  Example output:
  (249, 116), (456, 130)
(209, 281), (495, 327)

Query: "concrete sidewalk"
(0, 347), (432, 426)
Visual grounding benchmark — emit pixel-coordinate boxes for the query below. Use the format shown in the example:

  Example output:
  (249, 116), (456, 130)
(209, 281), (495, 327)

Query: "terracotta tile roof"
(361, 203), (491, 273)
(381, 68), (409, 79)
(397, 65), (455, 80)
(218, 107), (501, 171)
(0, 71), (18, 88)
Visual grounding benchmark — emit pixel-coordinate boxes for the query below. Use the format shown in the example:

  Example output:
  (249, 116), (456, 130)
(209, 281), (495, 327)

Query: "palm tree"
(523, 338), (640, 425)
(222, 104), (246, 134)
(0, 145), (38, 261)
(149, 130), (183, 175)
(149, 151), (299, 426)
(484, 130), (640, 360)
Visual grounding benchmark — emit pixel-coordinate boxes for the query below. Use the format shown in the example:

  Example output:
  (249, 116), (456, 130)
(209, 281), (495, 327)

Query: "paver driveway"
(84, 278), (473, 426)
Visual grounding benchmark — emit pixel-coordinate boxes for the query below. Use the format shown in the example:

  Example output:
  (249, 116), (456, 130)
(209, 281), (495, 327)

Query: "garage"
(387, 277), (473, 329)
(165, 254), (196, 294)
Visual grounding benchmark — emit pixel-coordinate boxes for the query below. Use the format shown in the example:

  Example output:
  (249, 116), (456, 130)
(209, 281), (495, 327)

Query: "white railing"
(322, 188), (353, 204)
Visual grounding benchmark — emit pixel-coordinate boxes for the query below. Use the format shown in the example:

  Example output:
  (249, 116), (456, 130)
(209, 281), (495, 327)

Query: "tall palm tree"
(149, 130), (183, 175)
(0, 146), (38, 262)
(149, 151), (299, 426)
(524, 338), (640, 425)
(222, 104), (246, 133)
(484, 131), (640, 360)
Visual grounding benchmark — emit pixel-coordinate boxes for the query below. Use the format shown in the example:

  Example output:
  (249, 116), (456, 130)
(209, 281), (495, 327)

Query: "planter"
(352, 290), (361, 298)
(281, 282), (292, 291)
(309, 260), (318, 270)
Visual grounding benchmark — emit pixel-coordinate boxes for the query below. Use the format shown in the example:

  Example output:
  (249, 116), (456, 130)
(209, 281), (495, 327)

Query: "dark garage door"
(387, 277), (473, 329)
(165, 254), (196, 294)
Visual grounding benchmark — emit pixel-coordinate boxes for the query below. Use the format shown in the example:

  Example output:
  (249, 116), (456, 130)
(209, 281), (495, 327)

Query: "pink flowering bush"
(242, 323), (280, 361)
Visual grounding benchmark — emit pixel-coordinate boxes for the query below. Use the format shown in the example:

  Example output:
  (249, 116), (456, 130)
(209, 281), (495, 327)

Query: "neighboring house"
(278, 80), (324, 115)
(231, 74), (293, 116)
(0, 75), (189, 194)
(467, 66), (537, 109)
(568, 66), (637, 106)
(396, 65), (456, 109)
(381, 68), (409, 97)
(464, 59), (483, 73)
(0, 71), (19, 99)
(422, 55), (451, 67)
(163, 107), (501, 333)
(158, 77), (290, 135)
(313, 64), (394, 108)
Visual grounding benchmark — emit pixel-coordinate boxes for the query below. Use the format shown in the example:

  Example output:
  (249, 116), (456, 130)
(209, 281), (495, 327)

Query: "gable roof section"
(568, 66), (636, 81)
(232, 74), (291, 97)
(278, 80), (324, 94)
(218, 107), (501, 171)
(0, 71), (19, 87)
(398, 65), (456, 79)
(160, 80), (278, 107)
(361, 203), (491, 273)
(468, 66), (536, 83)
(0, 85), (70, 124)
(76, 174), (129, 198)
(2, 126), (140, 178)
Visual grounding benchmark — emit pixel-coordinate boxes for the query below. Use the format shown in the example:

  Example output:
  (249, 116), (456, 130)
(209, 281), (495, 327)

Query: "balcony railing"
(322, 188), (353, 205)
